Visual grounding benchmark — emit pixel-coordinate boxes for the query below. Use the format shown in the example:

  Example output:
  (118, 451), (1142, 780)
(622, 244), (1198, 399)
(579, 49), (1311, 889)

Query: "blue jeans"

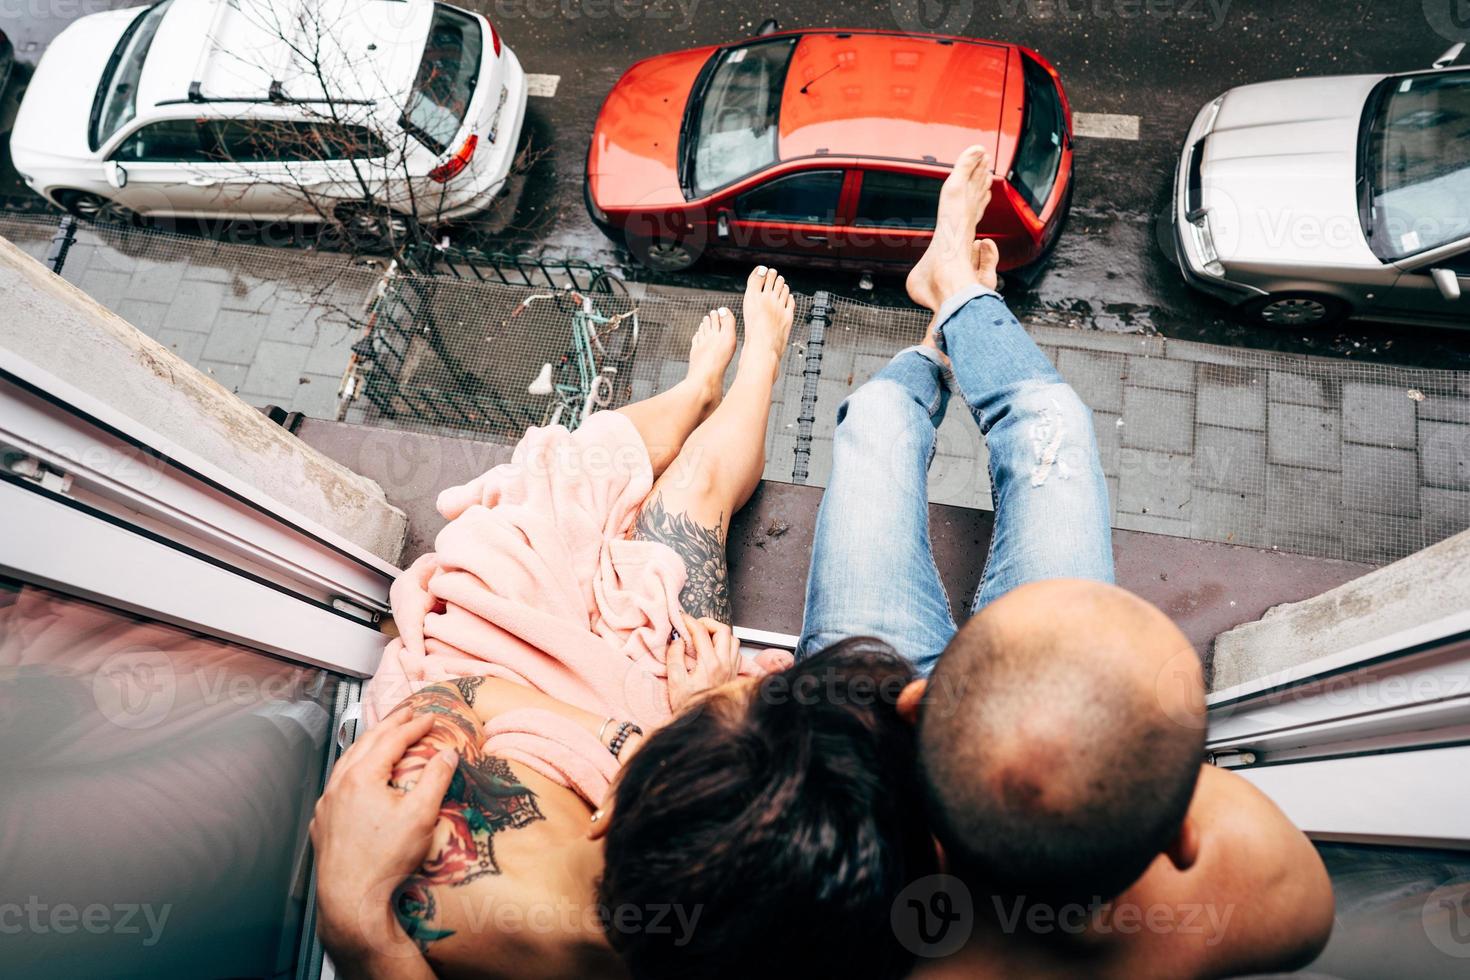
(798, 288), (1115, 676)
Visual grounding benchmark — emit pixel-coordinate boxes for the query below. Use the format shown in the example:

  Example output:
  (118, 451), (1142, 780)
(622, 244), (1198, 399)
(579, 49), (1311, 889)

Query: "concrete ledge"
(0, 235), (408, 563)
(1210, 527), (1470, 691)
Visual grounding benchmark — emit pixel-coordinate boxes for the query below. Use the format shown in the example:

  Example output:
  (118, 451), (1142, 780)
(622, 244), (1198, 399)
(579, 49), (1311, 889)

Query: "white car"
(10, 0), (528, 233)
(1170, 44), (1470, 330)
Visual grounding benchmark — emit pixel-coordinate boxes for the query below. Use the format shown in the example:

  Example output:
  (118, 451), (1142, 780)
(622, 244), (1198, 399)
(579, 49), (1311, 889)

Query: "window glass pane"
(113, 120), (209, 163)
(91, 0), (173, 150)
(690, 38), (797, 196)
(1010, 55), (1065, 214)
(208, 120), (387, 164)
(1303, 843), (1470, 979)
(854, 171), (942, 229)
(735, 169), (843, 224)
(400, 2), (483, 154)
(0, 578), (339, 979)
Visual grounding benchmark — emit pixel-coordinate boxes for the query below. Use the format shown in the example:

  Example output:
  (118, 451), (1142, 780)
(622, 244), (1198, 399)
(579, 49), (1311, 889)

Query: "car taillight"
(428, 134), (478, 183)
(488, 21), (501, 56)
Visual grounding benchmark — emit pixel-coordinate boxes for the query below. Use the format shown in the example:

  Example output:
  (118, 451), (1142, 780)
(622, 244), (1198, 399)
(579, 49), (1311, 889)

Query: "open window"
(0, 348), (393, 979)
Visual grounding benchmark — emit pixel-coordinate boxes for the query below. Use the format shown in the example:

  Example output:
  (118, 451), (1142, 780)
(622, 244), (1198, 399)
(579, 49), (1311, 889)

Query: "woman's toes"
(762, 266), (779, 291)
(715, 306), (735, 330)
(747, 266), (768, 290)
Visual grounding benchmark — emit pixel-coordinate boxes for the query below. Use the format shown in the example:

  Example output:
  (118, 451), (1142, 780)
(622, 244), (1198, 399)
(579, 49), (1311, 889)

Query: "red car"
(585, 27), (1073, 278)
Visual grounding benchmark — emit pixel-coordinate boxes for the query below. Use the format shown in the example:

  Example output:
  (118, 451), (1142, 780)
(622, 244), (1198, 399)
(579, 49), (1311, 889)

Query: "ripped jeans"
(797, 287), (1114, 676)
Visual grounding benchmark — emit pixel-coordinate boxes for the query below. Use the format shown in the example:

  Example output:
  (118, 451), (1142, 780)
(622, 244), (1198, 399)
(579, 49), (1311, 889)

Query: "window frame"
(1206, 609), (1470, 850)
(733, 167), (847, 225)
(850, 169), (945, 230)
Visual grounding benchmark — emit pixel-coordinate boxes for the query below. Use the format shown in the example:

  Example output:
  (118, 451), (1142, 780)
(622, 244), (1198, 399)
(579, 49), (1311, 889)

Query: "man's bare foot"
(907, 144), (995, 314)
(921, 237), (1001, 348)
(739, 265), (795, 377)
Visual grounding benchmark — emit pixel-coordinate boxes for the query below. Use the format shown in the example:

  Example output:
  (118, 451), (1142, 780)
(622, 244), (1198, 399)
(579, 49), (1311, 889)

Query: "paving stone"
(1419, 420), (1470, 490)
(1126, 355), (1195, 392)
(304, 324), (357, 376)
(1121, 387), (1194, 454)
(1093, 411), (1122, 475)
(1105, 475), (1120, 518)
(1422, 487), (1470, 546)
(125, 259), (187, 301)
(1058, 349), (1125, 413)
(1342, 382), (1417, 447)
(1195, 425), (1267, 494)
(243, 341), (312, 398)
(220, 275), (279, 314)
(1342, 444), (1419, 518)
(1266, 465), (1346, 558)
(1027, 324), (1164, 357)
(1417, 392), (1470, 424)
(1339, 512), (1423, 566)
(288, 373), (341, 419)
(1114, 511), (1192, 537)
(197, 359), (249, 392)
(263, 299), (323, 342)
(1269, 371), (1337, 407)
(161, 278), (229, 332)
(1196, 364), (1267, 430)
(114, 298), (170, 334)
(73, 268), (131, 308)
(1268, 402), (1341, 471)
(1190, 489), (1266, 544)
(1117, 448), (1194, 520)
(153, 329), (208, 365)
(202, 310), (268, 365)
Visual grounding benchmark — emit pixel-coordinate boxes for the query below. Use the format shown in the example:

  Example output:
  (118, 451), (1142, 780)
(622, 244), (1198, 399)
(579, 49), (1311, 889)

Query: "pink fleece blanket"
(363, 411), (788, 806)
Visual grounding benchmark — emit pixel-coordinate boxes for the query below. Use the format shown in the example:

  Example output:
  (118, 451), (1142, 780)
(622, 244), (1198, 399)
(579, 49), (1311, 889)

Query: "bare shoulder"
(1121, 765), (1335, 979)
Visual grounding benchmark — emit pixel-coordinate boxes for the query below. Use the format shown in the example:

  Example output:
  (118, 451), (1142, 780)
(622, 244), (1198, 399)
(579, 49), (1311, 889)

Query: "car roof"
(776, 30), (1015, 167)
(138, 0), (433, 112)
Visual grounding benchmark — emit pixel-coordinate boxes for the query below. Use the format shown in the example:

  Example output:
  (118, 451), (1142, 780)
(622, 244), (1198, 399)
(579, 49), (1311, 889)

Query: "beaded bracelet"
(608, 720), (644, 759)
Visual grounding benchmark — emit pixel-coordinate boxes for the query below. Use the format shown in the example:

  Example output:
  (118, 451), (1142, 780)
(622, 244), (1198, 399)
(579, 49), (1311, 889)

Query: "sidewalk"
(3, 213), (1465, 567)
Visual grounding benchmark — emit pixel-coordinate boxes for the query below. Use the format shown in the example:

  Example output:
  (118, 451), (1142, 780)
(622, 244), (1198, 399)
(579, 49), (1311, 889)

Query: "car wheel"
(1243, 293), (1350, 329)
(55, 190), (137, 225)
(634, 239), (698, 272)
(332, 203), (417, 251)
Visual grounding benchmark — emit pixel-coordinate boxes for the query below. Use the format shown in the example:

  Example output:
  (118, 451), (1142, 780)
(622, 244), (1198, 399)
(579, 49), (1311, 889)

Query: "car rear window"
(1010, 55), (1066, 215)
(400, 3), (483, 155)
(854, 172), (942, 229)
(90, 0), (173, 151)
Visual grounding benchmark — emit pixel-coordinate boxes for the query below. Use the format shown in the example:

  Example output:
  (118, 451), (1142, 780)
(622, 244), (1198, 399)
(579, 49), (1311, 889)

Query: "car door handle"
(806, 235), (828, 243)
(186, 176), (218, 187)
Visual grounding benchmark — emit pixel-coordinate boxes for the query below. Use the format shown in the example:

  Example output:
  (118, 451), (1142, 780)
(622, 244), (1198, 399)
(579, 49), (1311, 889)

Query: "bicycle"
(517, 274), (640, 430)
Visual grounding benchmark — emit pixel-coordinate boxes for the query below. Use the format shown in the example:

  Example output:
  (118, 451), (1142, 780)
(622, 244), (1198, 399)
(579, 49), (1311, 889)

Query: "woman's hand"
(666, 612), (743, 713)
(310, 710), (455, 978)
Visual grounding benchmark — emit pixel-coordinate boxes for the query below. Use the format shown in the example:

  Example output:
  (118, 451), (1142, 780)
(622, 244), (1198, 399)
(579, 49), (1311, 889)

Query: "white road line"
(1073, 112), (1141, 141)
(526, 73), (560, 98)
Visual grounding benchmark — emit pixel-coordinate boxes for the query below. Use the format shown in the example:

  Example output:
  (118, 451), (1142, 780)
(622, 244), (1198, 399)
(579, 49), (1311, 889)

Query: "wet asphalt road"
(2, 0), (1468, 368)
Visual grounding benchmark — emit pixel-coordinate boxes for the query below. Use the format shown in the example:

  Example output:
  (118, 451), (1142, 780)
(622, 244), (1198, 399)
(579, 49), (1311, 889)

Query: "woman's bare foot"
(907, 144), (996, 314)
(682, 307), (738, 415)
(739, 265), (795, 379)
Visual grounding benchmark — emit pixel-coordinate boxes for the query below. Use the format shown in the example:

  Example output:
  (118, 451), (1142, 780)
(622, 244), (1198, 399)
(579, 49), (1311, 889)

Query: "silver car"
(1171, 44), (1470, 330)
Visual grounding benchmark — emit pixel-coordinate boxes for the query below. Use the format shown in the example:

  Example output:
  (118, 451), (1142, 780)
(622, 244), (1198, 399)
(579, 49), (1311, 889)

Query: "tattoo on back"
(452, 675), (484, 706)
(633, 493), (732, 623)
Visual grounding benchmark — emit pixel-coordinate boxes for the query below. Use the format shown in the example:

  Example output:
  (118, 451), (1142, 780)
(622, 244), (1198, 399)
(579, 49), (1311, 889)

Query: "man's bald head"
(918, 580), (1206, 904)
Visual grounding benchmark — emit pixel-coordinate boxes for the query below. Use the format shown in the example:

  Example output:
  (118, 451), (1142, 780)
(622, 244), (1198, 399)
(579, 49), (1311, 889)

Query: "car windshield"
(1009, 55), (1065, 214)
(400, 2), (483, 155)
(687, 38), (796, 197)
(90, 0), (173, 151)
(1363, 70), (1470, 260)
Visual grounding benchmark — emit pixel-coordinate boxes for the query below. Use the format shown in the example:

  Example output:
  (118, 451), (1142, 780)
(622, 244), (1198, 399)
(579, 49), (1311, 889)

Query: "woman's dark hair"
(597, 638), (937, 980)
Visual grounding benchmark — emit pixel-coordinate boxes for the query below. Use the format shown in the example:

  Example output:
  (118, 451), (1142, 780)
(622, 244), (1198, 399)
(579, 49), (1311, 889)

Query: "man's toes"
(977, 239), (1000, 271)
(762, 266), (780, 291)
(970, 240), (983, 270)
(953, 144), (989, 180)
(747, 265), (768, 291)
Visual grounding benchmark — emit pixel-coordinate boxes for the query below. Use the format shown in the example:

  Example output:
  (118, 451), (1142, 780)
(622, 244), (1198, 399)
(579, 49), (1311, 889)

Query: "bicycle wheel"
(589, 273), (639, 369)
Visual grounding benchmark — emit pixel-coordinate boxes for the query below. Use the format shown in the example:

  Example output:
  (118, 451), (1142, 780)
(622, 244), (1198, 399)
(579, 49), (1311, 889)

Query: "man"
(596, 145), (1333, 978)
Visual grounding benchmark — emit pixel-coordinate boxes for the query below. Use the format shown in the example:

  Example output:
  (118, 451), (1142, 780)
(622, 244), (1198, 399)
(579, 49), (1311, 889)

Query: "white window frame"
(1206, 610), (1470, 850)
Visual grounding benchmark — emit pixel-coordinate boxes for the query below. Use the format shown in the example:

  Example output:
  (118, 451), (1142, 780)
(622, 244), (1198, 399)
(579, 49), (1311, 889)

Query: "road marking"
(1073, 112), (1140, 141)
(526, 73), (560, 98)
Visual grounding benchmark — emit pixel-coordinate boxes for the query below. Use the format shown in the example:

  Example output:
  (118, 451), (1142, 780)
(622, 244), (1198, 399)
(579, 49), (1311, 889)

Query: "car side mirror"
(1433, 43), (1464, 69)
(1431, 267), (1463, 301)
(755, 18), (780, 36)
(716, 211), (731, 239)
(103, 161), (128, 190)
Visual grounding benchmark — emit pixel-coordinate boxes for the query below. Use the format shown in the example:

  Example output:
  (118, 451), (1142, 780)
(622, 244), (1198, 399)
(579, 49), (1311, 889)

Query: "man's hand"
(310, 710), (457, 979)
(667, 612), (743, 713)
